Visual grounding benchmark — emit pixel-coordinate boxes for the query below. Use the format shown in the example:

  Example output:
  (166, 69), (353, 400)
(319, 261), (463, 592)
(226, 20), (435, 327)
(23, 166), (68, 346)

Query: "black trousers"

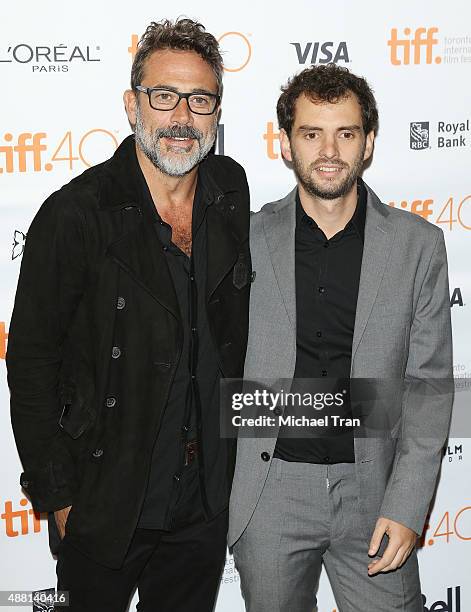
(50, 462), (228, 612)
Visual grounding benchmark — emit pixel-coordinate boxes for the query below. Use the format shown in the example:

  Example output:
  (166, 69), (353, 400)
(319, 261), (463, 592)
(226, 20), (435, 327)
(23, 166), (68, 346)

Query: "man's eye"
(191, 96), (210, 106)
(340, 132), (354, 139)
(156, 93), (173, 101)
(305, 133), (317, 139)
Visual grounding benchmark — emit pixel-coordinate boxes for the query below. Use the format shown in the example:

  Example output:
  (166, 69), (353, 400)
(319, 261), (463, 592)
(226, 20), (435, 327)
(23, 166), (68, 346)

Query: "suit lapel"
(106, 218), (180, 320)
(262, 189), (297, 329)
(206, 198), (239, 299)
(351, 186), (396, 360)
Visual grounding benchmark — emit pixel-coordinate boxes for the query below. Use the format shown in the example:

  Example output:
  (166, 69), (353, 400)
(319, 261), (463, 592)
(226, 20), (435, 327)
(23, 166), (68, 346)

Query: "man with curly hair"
(229, 64), (453, 611)
(8, 18), (250, 612)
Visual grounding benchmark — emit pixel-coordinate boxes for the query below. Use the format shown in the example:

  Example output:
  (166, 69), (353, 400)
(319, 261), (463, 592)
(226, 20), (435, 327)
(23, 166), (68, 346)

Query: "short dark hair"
(277, 64), (378, 138)
(131, 18), (223, 94)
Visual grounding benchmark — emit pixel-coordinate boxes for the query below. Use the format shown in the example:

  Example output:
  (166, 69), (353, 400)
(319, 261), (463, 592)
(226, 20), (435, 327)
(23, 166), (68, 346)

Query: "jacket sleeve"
(6, 192), (88, 513)
(379, 229), (454, 534)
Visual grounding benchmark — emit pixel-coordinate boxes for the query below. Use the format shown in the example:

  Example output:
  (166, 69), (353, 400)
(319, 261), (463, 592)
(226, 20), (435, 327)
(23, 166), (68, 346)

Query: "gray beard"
(134, 104), (217, 177)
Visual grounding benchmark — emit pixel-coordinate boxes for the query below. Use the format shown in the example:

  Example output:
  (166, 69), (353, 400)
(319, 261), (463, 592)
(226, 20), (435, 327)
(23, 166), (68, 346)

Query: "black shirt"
(136, 164), (222, 530)
(274, 179), (367, 464)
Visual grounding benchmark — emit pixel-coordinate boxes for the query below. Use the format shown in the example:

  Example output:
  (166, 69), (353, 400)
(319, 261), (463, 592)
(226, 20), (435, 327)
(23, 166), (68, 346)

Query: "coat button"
(105, 396), (116, 408)
(112, 346), (121, 359)
(21, 479), (29, 488)
(92, 448), (104, 459)
(261, 452), (270, 462)
(117, 297), (125, 310)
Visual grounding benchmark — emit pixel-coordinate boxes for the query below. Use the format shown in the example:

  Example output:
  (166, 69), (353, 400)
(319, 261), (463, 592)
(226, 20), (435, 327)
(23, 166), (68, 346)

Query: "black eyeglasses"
(135, 86), (220, 115)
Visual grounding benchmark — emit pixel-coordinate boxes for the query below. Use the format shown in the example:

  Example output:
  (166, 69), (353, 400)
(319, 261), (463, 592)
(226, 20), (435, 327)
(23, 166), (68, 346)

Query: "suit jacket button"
(112, 346), (121, 359)
(92, 448), (104, 459)
(105, 396), (116, 408)
(261, 452), (270, 462)
(117, 297), (126, 310)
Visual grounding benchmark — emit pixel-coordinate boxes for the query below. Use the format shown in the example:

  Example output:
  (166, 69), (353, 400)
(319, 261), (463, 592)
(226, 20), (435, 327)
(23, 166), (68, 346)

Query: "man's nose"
(170, 97), (193, 124)
(319, 135), (339, 159)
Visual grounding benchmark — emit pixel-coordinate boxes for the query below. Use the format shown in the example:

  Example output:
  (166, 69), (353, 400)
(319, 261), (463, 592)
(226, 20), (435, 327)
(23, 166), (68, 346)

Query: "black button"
(159, 220), (165, 226)
(92, 448), (104, 459)
(105, 396), (116, 408)
(321, 370), (327, 377)
(112, 346), (121, 359)
(182, 425), (189, 432)
(162, 245), (168, 252)
(117, 297), (125, 310)
(191, 375), (196, 381)
(318, 286), (325, 294)
(21, 479), (29, 488)
(190, 275), (195, 282)
(173, 474), (181, 482)
(273, 407), (283, 416)
(316, 331), (322, 338)
(191, 327), (197, 333)
(229, 203), (235, 211)
(261, 452), (270, 462)
(323, 242), (329, 248)
(324, 456), (330, 463)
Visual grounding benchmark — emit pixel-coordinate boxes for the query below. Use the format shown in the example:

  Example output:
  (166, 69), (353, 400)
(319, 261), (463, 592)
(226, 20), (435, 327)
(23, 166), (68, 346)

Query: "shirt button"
(162, 245), (168, 252)
(321, 370), (327, 377)
(191, 375), (196, 381)
(261, 452), (271, 462)
(105, 396), (116, 408)
(316, 331), (322, 338)
(324, 456), (330, 463)
(318, 286), (325, 294)
(173, 474), (181, 482)
(323, 242), (329, 248)
(190, 275), (195, 282)
(159, 220), (165, 226)
(191, 327), (197, 333)
(112, 346), (121, 359)
(116, 297), (125, 310)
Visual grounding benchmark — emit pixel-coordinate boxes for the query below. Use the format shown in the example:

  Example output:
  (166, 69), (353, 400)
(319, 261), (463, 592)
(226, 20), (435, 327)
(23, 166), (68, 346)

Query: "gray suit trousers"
(232, 458), (422, 612)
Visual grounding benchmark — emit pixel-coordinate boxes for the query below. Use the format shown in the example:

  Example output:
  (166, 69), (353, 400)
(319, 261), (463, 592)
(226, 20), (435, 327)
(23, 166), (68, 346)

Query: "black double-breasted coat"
(7, 136), (251, 568)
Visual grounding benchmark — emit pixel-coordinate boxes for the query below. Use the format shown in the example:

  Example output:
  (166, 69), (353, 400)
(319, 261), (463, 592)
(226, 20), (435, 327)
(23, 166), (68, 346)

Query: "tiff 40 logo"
(419, 506), (471, 548)
(128, 31), (252, 72)
(388, 195), (471, 231)
(0, 129), (118, 174)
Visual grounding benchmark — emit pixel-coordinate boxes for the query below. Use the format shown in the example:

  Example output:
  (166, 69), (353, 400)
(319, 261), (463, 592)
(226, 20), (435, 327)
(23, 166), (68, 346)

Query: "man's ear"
(279, 128), (293, 162)
(123, 89), (138, 128)
(363, 130), (375, 162)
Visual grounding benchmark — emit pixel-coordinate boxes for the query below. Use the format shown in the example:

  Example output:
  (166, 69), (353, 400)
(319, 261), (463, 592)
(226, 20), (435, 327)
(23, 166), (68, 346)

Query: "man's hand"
(367, 516), (418, 575)
(54, 506), (72, 540)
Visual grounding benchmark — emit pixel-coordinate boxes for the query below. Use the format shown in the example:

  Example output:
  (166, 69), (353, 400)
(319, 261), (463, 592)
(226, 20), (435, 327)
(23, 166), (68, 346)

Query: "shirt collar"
(295, 177), (367, 243)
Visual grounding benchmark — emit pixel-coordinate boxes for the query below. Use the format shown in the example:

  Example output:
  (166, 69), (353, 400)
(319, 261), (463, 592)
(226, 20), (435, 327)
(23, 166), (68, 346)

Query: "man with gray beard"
(7, 18), (250, 612)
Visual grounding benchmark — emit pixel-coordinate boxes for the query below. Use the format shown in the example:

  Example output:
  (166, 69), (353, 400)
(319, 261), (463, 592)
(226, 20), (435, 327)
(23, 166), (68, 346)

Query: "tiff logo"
(0, 132), (50, 173)
(1, 498), (44, 537)
(388, 28), (441, 65)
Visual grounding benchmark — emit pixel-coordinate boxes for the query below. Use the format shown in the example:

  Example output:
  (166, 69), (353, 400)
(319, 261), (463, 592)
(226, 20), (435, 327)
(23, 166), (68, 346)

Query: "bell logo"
(388, 27), (441, 65)
(1, 498), (43, 537)
(422, 586), (461, 611)
(0, 132), (49, 173)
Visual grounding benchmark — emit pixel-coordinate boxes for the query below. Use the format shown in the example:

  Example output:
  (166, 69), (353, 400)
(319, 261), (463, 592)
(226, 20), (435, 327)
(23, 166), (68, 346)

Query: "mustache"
(311, 159), (348, 169)
(154, 125), (203, 141)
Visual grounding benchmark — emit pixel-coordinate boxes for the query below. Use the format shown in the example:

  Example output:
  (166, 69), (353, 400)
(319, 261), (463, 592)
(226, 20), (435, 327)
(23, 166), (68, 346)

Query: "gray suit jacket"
(228, 182), (453, 548)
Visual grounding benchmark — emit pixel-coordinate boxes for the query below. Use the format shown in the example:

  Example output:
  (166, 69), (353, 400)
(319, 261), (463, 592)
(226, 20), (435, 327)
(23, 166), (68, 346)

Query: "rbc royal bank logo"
(410, 122), (430, 150)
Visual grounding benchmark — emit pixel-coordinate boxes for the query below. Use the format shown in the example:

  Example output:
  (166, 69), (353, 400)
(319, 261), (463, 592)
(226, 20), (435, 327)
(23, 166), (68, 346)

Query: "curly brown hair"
(131, 18), (223, 94)
(277, 64), (378, 138)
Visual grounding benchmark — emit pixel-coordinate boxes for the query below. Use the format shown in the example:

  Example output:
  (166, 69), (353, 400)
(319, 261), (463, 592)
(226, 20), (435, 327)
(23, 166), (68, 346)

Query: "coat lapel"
(262, 188), (297, 329)
(351, 185), (396, 360)
(106, 218), (180, 321)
